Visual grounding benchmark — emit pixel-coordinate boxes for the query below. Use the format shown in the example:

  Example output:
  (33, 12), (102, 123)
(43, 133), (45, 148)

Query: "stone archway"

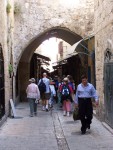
(17, 27), (83, 102)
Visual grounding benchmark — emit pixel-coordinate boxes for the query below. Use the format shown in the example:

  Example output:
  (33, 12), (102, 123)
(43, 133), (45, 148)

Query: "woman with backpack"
(60, 77), (74, 117)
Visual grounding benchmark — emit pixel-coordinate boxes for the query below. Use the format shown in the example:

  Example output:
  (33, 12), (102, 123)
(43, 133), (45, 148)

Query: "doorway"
(104, 62), (113, 128)
(0, 44), (5, 119)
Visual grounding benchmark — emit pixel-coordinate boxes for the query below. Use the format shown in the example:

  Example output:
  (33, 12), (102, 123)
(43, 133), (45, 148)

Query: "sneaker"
(46, 105), (48, 110)
(30, 114), (33, 117)
(67, 112), (70, 117)
(34, 112), (37, 116)
(63, 111), (66, 116)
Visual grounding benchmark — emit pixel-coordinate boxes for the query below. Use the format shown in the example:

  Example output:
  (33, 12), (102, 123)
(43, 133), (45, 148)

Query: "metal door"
(0, 44), (5, 119)
(104, 62), (113, 127)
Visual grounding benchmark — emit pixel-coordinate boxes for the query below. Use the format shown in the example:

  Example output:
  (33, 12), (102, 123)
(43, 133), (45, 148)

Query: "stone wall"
(0, 0), (9, 117)
(95, 0), (113, 119)
(0, 0), (14, 119)
(14, 0), (95, 71)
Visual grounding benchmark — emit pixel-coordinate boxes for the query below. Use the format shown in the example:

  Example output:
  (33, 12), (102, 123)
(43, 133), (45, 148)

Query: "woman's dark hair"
(81, 74), (87, 80)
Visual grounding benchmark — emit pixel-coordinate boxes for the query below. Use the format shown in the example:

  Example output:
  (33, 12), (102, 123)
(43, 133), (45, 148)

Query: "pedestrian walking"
(60, 77), (73, 117)
(53, 76), (59, 103)
(67, 75), (75, 91)
(49, 80), (56, 108)
(74, 74), (99, 134)
(38, 73), (50, 111)
(67, 75), (75, 112)
(57, 77), (63, 107)
(26, 78), (40, 117)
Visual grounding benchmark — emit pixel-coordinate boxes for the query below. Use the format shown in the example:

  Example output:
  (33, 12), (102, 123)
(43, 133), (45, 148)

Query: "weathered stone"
(95, 0), (113, 121)
(13, 0), (94, 70)
(0, 0), (96, 123)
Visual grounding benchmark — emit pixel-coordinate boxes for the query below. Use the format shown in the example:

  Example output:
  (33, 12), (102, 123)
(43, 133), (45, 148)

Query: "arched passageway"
(17, 27), (86, 102)
(20, 27), (82, 63)
(0, 44), (5, 118)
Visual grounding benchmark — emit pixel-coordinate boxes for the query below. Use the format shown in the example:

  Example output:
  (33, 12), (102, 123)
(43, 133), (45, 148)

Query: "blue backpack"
(38, 79), (46, 93)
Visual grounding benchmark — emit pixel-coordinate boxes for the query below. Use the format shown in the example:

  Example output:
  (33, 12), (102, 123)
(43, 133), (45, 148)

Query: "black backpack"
(38, 79), (46, 93)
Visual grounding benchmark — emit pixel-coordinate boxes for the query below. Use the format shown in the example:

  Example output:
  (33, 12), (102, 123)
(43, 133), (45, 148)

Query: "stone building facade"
(95, 0), (113, 126)
(13, 0), (95, 102)
(2, 0), (113, 126)
(14, 0), (94, 68)
(0, 0), (14, 122)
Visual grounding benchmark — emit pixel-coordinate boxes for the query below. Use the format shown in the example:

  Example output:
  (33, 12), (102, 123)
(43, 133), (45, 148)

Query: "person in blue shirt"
(74, 74), (99, 134)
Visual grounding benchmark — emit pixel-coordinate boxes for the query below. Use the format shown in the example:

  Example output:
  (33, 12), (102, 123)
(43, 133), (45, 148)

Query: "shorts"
(41, 93), (51, 100)
(61, 95), (73, 102)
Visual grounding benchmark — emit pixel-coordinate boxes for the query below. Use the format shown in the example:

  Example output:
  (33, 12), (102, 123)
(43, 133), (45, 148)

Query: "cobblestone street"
(0, 103), (113, 150)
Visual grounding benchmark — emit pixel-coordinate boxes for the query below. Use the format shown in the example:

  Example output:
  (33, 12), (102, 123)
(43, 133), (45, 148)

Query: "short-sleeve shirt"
(39, 77), (50, 93)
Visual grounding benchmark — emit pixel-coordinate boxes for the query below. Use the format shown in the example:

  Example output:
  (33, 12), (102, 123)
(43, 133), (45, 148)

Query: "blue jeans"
(28, 98), (37, 115)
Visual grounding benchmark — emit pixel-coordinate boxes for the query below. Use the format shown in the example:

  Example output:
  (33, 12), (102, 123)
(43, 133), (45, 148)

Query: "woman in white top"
(26, 78), (40, 117)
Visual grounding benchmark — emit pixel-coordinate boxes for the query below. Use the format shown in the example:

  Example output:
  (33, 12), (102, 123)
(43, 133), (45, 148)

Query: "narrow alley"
(1, 1), (113, 150)
(0, 103), (113, 150)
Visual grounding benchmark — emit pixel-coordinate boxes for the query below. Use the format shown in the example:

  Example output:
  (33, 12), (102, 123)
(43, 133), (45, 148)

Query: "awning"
(52, 39), (83, 65)
(67, 39), (83, 54)
(41, 67), (50, 73)
(34, 53), (51, 61)
(57, 51), (78, 63)
(52, 35), (94, 68)
(53, 61), (67, 69)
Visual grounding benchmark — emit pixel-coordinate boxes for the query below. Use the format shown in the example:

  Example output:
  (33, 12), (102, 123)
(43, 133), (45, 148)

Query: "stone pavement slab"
(58, 111), (113, 150)
(0, 102), (113, 150)
(0, 103), (58, 150)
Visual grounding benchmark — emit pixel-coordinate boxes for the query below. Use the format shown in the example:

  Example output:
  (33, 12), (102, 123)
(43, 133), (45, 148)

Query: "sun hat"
(29, 78), (35, 83)
(63, 77), (68, 82)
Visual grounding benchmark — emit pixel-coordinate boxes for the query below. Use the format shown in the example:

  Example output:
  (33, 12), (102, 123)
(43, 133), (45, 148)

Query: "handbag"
(35, 99), (40, 104)
(73, 108), (80, 121)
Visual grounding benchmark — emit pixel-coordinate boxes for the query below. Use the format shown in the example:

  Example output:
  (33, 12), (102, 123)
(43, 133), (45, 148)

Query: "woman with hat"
(26, 78), (40, 117)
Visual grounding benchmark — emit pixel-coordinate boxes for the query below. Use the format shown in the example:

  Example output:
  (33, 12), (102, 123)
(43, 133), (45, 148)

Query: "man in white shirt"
(38, 73), (50, 111)
(74, 74), (99, 134)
